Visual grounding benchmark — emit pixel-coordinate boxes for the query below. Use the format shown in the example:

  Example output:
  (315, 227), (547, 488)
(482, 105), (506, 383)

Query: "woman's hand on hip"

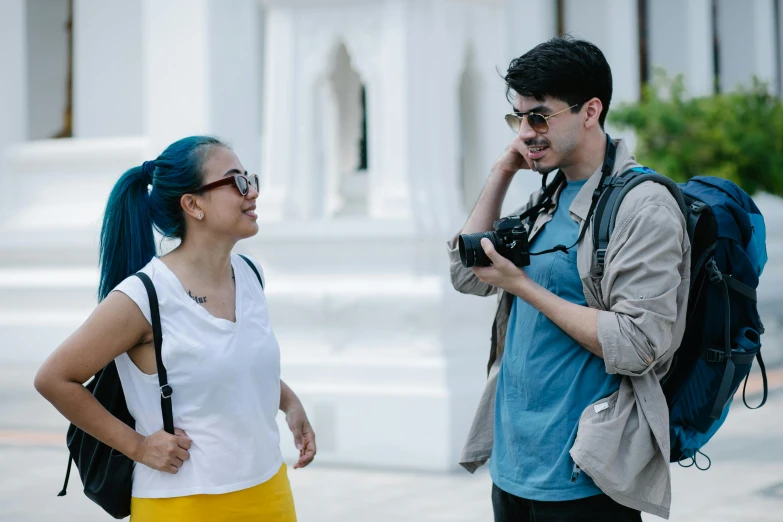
(136, 428), (192, 474)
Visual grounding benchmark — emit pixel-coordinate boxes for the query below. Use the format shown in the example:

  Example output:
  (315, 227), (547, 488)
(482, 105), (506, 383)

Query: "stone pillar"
(0, 0), (28, 223)
(207, 0), (264, 177)
(139, 0), (264, 167)
(73, 0), (144, 138)
(563, 0), (639, 104)
(648, 0), (714, 96)
(258, 7), (296, 220)
(717, 0), (777, 92)
(501, 0), (558, 219)
(0, 0), (27, 149)
(507, 0), (556, 59)
(141, 0), (211, 154)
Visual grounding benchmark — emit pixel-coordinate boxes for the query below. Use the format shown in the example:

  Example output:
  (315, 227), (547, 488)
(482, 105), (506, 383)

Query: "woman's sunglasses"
(504, 104), (579, 134)
(196, 173), (259, 196)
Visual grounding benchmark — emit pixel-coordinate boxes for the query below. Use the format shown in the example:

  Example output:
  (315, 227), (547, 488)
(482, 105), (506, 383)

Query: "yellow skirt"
(130, 463), (297, 522)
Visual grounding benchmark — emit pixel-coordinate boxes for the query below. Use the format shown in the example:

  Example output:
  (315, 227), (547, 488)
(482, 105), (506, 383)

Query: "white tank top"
(112, 254), (282, 498)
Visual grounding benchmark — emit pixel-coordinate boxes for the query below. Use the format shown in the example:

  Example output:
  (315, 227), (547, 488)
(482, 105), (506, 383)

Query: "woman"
(34, 136), (314, 521)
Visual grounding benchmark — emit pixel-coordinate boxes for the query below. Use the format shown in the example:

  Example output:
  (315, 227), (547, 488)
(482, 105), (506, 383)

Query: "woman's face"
(195, 146), (259, 240)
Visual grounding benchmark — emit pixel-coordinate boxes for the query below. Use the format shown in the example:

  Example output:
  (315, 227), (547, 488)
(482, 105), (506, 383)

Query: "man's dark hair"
(505, 36), (613, 128)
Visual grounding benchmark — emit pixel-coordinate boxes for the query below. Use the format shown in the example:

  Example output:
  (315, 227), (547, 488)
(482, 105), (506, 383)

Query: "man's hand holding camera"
(472, 238), (532, 297)
(473, 238), (602, 358)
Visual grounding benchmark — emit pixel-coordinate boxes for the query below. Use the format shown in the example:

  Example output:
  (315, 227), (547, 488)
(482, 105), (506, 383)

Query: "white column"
(142, 0), (264, 165)
(73, 0), (144, 138)
(685, 0), (716, 96)
(0, 0), (28, 224)
(259, 8), (296, 219)
(717, 0), (777, 92)
(403, 1), (464, 235)
(207, 0), (264, 177)
(751, 0), (778, 88)
(506, 0), (556, 60)
(649, 0), (714, 96)
(563, 0), (639, 104)
(606, 0), (641, 104)
(355, 3), (410, 221)
(142, 0), (211, 154)
(0, 0), (27, 149)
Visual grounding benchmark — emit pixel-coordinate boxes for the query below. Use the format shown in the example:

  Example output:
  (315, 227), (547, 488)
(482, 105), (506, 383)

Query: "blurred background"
(0, 0), (782, 521)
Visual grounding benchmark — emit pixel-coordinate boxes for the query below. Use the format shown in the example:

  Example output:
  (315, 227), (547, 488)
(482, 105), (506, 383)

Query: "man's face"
(512, 94), (583, 175)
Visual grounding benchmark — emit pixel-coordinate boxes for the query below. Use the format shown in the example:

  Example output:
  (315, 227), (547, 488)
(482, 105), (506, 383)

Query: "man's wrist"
(511, 274), (535, 301)
(490, 165), (518, 180)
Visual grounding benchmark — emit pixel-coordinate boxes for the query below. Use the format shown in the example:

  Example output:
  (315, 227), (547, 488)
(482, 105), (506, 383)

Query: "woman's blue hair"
(98, 136), (226, 301)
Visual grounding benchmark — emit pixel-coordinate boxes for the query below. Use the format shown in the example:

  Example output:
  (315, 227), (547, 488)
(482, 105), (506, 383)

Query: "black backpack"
(58, 255), (263, 518)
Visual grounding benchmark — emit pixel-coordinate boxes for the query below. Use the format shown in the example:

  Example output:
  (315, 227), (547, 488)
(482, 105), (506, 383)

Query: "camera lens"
(458, 231), (498, 267)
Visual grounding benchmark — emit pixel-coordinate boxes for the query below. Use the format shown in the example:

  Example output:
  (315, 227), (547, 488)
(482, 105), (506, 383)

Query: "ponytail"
(98, 163), (156, 301)
(97, 136), (225, 301)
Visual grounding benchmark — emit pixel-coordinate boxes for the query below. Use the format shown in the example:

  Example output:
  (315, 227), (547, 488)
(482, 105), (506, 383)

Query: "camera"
(458, 216), (530, 268)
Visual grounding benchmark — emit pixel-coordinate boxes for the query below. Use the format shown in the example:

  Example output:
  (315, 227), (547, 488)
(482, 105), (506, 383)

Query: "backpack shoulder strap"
(593, 167), (688, 272)
(238, 254), (264, 289)
(134, 272), (174, 435)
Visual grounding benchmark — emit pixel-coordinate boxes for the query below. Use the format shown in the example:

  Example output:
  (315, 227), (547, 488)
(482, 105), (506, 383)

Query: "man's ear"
(583, 98), (604, 129)
(181, 194), (204, 220)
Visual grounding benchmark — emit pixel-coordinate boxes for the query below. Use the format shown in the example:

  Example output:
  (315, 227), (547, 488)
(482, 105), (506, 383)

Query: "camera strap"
(526, 135), (617, 258)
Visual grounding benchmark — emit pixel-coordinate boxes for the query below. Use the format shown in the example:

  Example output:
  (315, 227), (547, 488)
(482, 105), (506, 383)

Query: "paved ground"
(1, 363), (782, 522)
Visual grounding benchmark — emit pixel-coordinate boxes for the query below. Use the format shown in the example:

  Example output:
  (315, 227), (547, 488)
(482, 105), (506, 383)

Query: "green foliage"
(610, 71), (783, 196)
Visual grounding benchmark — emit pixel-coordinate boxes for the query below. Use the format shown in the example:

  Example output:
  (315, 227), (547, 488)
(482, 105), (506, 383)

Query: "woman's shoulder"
(233, 253), (265, 289)
(109, 258), (170, 322)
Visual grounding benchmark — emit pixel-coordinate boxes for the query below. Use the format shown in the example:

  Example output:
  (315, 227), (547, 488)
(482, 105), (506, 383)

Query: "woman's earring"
(198, 213), (204, 221)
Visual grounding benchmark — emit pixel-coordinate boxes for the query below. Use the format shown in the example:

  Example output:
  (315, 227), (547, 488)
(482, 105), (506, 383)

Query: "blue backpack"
(593, 168), (769, 469)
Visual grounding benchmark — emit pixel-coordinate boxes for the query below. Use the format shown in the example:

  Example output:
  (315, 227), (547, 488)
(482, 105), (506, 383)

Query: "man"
(448, 37), (690, 521)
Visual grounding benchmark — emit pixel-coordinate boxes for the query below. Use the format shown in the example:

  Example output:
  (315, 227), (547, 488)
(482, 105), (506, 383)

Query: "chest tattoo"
(187, 290), (207, 304)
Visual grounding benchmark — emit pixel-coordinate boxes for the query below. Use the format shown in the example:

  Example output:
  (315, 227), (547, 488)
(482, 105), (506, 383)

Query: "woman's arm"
(280, 380), (316, 469)
(34, 291), (191, 473)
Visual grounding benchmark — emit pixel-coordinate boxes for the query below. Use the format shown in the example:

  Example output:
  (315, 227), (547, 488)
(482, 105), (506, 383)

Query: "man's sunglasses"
(504, 104), (579, 134)
(196, 173), (259, 196)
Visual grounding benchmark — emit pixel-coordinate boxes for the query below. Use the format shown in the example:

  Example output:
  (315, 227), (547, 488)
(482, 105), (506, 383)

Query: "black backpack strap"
(57, 457), (72, 496)
(526, 137), (619, 260)
(134, 272), (174, 435)
(238, 254), (264, 289)
(592, 168), (688, 272)
(743, 351), (768, 410)
(516, 170), (566, 226)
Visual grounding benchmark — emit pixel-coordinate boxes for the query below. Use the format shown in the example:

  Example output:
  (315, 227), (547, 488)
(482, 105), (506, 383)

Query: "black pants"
(492, 484), (643, 522)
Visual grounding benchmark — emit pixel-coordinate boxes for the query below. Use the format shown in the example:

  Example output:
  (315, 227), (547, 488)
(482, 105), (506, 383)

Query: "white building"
(1, 0), (782, 471)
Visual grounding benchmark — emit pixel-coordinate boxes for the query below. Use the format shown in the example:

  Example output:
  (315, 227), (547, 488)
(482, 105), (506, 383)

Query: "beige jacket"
(447, 140), (690, 519)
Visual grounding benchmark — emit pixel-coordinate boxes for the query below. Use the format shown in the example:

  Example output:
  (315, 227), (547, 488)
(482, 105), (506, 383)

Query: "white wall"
(208, 0), (264, 177)
(506, 0), (556, 58)
(563, 0), (640, 105)
(0, 0), (28, 225)
(501, 0), (557, 216)
(648, 0), (714, 96)
(717, 0), (777, 92)
(142, 0), (210, 154)
(73, 0), (144, 138)
(26, 0), (70, 140)
(0, 0), (27, 149)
